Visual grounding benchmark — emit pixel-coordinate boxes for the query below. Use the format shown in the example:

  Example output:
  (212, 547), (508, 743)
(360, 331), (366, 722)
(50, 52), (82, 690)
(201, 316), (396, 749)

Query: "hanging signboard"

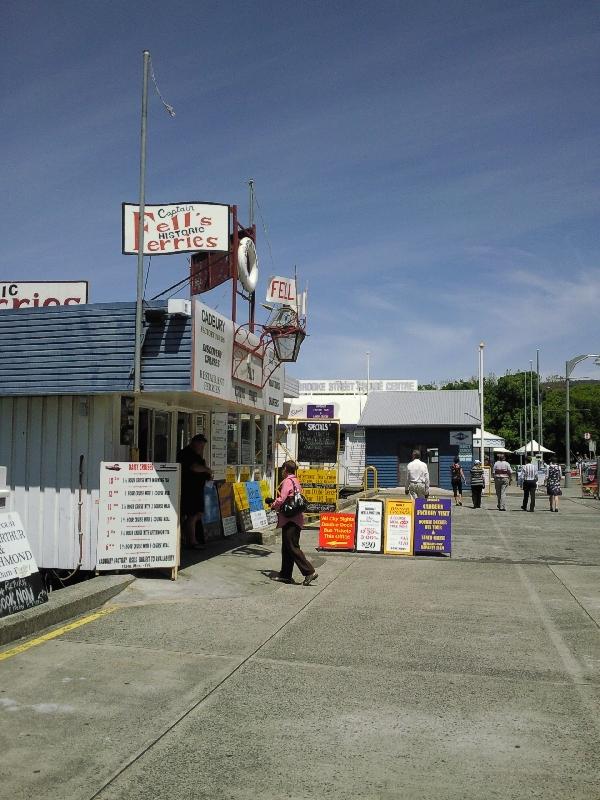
(265, 276), (297, 306)
(297, 421), (339, 463)
(384, 499), (414, 556)
(0, 512), (48, 619)
(413, 498), (452, 555)
(318, 513), (356, 550)
(449, 431), (472, 446)
(192, 301), (234, 401)
(210, 412), (228, 481)
(0, 281), (88, 310)
(355, 499), (384, 553)
(96, 462), (180, 573)
(122, 202), (229, 255)
(307, 404), (335, 419)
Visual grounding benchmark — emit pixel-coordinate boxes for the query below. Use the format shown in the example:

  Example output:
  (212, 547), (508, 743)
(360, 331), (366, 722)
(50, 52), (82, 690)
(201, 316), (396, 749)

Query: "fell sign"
(0, 512), (48, 618)
(319, 513), (355, 550)
(384, 499), (414, 556)
(122, 202), (229, 255)
(413, 498), (452, 555)
(96, 463), (180, 572)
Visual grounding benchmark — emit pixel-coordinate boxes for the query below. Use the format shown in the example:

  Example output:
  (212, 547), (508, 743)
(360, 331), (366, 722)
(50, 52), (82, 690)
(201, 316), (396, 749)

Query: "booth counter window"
(226, 411), (271, 476)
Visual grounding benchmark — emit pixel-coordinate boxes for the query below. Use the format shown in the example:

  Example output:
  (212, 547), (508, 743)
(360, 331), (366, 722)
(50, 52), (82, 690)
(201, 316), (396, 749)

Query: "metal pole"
(248, 180), (255, 332)
(366, 351), (370, 395)
(537, 349), (542, 454)
(518, 411), (523, 466)
(565, 361), (571, 487)
(524, 370), (528, 461)
(479, 342), (485, 466)
(134, 50), (150, 408)
(529, 360), (534, 460)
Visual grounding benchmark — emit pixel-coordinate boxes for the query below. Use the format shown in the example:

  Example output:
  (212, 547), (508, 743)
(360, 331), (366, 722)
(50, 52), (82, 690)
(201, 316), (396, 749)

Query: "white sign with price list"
(96, 462), (180, 574)
(355, 499), (384, 553)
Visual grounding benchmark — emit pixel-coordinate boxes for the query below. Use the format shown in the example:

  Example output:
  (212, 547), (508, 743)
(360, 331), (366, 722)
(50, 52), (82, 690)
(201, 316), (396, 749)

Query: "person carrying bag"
(266, 460), (318, 586)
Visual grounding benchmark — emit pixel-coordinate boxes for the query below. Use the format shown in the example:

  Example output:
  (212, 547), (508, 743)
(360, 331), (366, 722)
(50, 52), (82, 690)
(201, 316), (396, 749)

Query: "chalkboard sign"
(297, 421), (339, 463)
(0, 512), (48, 619)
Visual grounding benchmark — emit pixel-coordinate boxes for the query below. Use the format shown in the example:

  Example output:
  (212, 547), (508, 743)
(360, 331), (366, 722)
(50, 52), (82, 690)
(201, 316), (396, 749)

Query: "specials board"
(384, 498), (414, 556)
(355, 499), (384, 553)
(96, 462), (180, 573)
(297, 421), (339, 464)
(0, 512), (48, 619)
(414, 497), (452, 555)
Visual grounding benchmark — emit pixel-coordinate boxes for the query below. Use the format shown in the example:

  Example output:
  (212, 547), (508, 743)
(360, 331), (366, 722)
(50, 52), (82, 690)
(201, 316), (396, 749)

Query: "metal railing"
(363, 465), (378, 491)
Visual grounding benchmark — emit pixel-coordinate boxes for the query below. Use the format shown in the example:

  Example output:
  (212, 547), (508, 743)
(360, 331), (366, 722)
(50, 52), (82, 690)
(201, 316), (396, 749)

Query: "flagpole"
(134, 50), (150, 405)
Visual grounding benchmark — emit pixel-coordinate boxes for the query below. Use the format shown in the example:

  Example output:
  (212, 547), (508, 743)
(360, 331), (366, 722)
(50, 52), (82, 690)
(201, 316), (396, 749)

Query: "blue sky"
(3, 0), (600, 383)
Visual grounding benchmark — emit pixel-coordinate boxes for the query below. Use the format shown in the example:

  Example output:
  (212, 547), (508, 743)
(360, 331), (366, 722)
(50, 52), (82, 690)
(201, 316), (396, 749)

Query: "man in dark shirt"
(177, 434), (213, 549)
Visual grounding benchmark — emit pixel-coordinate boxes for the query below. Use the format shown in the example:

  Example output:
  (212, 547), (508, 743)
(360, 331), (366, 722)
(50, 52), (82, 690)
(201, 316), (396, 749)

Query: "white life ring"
(237, 237), (259, 293)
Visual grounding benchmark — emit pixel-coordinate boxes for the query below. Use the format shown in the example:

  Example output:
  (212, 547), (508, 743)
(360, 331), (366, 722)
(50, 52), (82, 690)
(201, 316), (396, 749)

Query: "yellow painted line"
(0, 605), (118, 662)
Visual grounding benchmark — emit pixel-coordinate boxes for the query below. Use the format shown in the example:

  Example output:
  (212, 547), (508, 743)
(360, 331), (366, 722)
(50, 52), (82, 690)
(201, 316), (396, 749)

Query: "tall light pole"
(366, 351), (371, 395)
(536, 349), (542, 458)
(479, 342), (485, 466)
(529, 360), (534, 460)
(565, 354), (600, 487)
(524, 370), (528, 460)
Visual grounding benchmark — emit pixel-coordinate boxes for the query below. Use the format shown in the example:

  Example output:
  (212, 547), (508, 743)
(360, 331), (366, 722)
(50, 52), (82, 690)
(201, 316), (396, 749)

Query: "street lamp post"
(564, 354), (600, 487)
(479, 343), (485, 466)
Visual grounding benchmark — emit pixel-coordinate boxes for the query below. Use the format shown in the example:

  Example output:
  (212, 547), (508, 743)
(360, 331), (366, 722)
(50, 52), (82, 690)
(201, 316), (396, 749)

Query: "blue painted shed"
(358, 391), (480, 491)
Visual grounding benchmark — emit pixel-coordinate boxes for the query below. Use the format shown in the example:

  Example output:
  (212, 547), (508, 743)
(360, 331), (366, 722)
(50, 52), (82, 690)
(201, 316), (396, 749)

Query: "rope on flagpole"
(149, 56), (176, 117)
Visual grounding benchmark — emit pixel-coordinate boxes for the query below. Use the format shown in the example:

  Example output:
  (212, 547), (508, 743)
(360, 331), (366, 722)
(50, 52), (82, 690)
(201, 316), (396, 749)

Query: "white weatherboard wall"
(0, 395), (116, 571)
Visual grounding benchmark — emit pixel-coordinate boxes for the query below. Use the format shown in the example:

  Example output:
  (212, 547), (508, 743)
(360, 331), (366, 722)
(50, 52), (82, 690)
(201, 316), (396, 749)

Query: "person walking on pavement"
(492, 452), (512, 511)
(451, 456), (465, 506)
(405, 450), (430, 499)
(470, 459), (485, 508)
(268, 460), (318, 586)
(177, 434), (213, 549)
(521, 456), (538, 512)
(546, 456), (562, 512)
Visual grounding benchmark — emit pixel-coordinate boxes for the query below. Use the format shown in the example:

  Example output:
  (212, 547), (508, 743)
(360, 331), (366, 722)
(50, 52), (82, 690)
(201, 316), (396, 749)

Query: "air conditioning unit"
(168, 299), (192, 317)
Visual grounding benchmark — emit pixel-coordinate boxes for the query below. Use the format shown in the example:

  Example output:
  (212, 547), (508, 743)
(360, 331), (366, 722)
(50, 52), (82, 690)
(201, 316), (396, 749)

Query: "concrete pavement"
(1, 489), (599, 799)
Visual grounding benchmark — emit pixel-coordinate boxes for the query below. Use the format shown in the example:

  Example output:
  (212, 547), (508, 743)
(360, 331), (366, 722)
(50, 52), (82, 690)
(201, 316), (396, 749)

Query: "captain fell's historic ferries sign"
(122, 202), (229, 255)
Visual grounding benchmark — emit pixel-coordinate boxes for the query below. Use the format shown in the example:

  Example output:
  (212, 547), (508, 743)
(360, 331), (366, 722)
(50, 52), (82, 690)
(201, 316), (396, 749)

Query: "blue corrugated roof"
(0, 302), (191, 395)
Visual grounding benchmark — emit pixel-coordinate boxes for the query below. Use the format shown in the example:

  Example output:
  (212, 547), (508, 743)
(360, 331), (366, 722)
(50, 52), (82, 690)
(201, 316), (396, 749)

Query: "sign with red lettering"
(0, 281), (88, 310)
(265, 276), (297, 306)
(318, 512), (355, 550)
(122, 202), (229, 255)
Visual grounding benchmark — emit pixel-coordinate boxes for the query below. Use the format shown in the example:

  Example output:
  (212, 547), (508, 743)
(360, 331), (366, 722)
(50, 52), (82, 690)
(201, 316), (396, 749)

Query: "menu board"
(245, 481), (264, 512)
(414, 498), (452, 555)
(96, 462), (180, 571)
(355, 499), (384, 553)
(0, 512), (48, 619)
(384, 498), (414, 556)
(210, 412), (228, 480)
(318, 512), (356, 550)
(297, 421), (339, 464)
(298, 467), (338, 514)
(203, 481), (223, 541)
(217, 482), (238, 537)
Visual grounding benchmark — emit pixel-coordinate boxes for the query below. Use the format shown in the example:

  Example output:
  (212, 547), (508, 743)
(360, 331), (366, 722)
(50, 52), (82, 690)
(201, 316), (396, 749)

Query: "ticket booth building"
(0, 300), (284, 572)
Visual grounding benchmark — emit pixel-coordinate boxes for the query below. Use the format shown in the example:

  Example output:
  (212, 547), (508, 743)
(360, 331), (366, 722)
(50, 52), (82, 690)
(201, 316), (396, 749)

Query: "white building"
(278, 379), (418, 489)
